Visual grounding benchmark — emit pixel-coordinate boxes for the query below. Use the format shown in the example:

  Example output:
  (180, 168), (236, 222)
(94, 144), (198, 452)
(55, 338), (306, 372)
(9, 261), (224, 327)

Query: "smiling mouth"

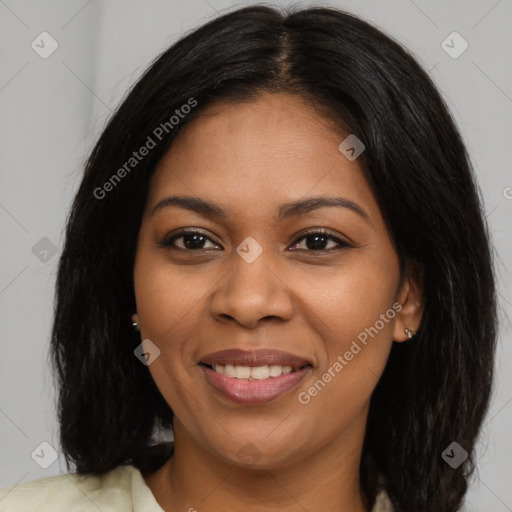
(199, 362), (313, 405)
(200, 362), (312, 380)
(198, 348), (313, 404)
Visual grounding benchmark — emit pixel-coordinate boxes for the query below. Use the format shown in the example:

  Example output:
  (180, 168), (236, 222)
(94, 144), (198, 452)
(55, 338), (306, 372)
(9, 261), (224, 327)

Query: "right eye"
(159, 229), (221, 251)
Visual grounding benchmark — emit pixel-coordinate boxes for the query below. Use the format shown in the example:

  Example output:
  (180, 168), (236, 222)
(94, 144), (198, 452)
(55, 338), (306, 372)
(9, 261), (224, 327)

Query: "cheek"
(295, 250), (399, 346)
(133, 250), (202, 397)
(294, 251), (399, 402)
(328, 271), (397, 346)
(134, 246), (207, 340)
(133, 250), (203, 419)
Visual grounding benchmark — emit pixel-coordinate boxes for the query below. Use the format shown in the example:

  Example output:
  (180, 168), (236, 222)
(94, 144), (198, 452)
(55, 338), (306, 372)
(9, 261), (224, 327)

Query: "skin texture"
(133, 93), (423, 512)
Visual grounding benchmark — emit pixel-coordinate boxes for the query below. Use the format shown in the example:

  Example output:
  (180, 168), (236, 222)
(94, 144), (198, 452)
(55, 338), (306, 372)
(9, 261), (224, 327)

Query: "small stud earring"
(404, 328), (416, 339)
(131, 314), (140, 332)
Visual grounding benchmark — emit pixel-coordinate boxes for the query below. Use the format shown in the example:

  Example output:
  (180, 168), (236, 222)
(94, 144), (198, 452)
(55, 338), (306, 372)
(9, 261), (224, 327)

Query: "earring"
(131, 313), (140, 332)
(404, 328), (416, 339)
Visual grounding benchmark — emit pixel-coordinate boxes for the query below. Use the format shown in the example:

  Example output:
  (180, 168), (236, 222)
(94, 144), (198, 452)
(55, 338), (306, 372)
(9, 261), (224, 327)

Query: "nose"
(209, 250), (294, 329)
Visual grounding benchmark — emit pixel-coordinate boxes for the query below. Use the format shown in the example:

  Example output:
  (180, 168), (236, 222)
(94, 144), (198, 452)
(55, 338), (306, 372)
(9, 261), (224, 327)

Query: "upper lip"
(200, 349), (312, 369)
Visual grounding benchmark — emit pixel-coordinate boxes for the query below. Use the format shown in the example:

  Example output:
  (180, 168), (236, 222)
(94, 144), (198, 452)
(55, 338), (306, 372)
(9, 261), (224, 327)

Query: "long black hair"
(50, 5), (497, 511)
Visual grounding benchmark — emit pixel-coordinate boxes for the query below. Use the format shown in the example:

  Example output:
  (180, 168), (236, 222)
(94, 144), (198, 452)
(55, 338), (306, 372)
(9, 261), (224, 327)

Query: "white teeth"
(269, 365), (282, 377)
(251, 366), (270, 380)
(209, 364), (298, 379)
(224, 364), (236, 377)
(234, 366), (251, 379)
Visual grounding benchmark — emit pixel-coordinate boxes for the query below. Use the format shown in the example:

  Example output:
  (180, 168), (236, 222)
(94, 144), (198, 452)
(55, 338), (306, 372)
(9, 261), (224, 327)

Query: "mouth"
(199, 349), (313, 405)
(200, 348), (312, 370)
(199, 362), (309, 379)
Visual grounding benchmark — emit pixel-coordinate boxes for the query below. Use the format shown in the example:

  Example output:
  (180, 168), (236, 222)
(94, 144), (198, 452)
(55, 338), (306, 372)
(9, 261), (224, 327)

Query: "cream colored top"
(0, 464), (394, 511)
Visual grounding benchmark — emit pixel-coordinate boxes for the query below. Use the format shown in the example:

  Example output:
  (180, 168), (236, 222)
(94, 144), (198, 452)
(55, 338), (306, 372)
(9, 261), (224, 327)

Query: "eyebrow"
(151, 195), (371, 224)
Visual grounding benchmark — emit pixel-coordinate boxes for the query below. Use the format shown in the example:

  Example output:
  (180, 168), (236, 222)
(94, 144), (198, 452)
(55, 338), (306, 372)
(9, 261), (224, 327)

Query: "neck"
(144, 415), (370, 512)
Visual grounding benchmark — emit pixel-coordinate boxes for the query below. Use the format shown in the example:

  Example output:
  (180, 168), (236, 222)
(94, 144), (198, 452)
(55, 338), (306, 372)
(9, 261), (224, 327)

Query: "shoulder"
(373, 488), (394, 512)
(0, 464), (163, 511)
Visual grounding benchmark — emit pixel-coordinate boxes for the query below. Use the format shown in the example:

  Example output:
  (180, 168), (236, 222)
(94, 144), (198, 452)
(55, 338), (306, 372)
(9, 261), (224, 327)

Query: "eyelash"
(159, 228), (352, 254)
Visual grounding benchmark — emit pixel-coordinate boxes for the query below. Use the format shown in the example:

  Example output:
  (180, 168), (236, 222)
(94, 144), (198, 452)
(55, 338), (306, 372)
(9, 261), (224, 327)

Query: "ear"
(393, 261), (424, 342)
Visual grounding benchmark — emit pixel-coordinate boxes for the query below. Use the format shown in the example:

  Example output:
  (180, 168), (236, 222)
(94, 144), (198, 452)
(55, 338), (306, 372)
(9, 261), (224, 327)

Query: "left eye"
(288, 231), (350, 252)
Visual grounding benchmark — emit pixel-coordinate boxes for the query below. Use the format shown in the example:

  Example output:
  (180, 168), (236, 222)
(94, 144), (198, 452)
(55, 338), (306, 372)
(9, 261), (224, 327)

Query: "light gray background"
(0, 0), (511, 510)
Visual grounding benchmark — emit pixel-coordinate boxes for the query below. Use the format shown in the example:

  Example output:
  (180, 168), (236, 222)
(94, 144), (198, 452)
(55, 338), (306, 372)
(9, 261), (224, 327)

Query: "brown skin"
(133, 93), (423, 512)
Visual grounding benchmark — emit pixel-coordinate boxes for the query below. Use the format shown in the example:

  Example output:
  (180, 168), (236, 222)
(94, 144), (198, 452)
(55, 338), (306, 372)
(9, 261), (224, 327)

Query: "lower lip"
(200, 365), (311, 405)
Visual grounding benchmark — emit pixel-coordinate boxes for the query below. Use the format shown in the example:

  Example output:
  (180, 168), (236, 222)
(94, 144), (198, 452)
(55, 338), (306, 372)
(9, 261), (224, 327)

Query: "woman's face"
(133, 92), (420, 469)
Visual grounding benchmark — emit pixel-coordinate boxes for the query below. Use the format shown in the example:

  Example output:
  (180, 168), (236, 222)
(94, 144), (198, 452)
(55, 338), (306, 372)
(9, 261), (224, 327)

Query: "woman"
(0, 5), (496, 511)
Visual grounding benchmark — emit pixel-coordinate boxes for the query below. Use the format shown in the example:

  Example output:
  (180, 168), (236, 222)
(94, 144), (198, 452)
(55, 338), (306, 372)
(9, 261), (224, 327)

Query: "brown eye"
(160, 230), (220, 251)
(160, 228), (351, 253)
(289, 230), (352, 252)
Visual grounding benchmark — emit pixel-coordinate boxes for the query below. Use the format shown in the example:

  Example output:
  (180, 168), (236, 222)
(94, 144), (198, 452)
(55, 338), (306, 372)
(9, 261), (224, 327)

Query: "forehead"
(146, 93), (379, 224)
